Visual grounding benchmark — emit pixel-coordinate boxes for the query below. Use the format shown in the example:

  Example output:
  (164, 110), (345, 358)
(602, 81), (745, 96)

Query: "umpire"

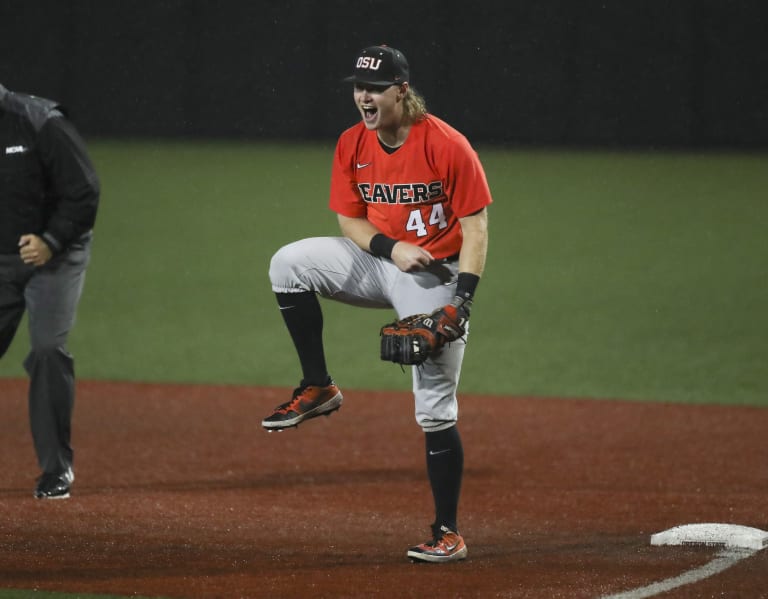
(0, 83), (99, 499)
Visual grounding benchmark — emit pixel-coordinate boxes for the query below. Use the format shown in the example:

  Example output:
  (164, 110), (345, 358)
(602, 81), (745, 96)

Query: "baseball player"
(0, 84), (99, 499)
(263, 45), (491, 562)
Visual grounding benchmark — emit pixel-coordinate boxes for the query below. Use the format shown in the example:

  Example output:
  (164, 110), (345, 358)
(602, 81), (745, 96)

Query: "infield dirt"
(1, 379), (766, 598)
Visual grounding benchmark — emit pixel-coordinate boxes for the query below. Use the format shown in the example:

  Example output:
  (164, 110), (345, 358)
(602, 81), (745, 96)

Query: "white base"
(651, 523), (768, 551)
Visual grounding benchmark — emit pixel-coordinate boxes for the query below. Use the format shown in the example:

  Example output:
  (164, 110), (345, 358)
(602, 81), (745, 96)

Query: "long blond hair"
(402, 86), (428, 125)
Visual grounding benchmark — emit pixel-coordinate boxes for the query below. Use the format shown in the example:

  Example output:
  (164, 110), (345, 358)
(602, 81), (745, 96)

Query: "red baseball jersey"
(329, 115), (493, 259)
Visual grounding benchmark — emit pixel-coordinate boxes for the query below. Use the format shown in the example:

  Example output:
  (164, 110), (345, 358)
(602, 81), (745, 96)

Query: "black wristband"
(369, 233), (398, 259)
(456, 272), (480, 301)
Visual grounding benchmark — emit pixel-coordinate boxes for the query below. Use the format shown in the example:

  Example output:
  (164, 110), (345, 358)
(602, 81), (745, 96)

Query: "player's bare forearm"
(458, 208), (488, 276)
(337, 214), (380, 250)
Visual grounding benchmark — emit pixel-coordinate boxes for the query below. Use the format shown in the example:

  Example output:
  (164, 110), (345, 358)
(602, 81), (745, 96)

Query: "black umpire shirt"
(0, 83), (99, 255)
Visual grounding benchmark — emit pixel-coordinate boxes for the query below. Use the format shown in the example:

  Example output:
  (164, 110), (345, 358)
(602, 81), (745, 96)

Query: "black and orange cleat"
(261, 381), (343, 431)
(407, 525), (468, 563)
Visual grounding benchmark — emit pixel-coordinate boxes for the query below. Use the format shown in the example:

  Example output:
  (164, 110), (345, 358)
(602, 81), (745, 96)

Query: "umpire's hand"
(19, 234), (53, 266)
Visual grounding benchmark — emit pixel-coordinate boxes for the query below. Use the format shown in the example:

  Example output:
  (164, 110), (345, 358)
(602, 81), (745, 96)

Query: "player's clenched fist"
(391, 241), (434, 272)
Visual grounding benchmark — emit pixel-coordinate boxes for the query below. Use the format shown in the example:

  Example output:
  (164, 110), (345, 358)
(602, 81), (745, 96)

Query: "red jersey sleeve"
(439, 133), (493, 219)
(329, 126), (367, 218)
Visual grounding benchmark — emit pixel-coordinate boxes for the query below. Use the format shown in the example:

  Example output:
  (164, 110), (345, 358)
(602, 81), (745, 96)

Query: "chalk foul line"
(600, 547), (757, 599)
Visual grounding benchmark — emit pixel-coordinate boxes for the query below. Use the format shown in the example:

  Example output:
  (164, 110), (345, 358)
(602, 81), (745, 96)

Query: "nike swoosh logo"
(356, 162), (372, 169)
(428, 449), (451, 456)
(278, 306), (295, 311)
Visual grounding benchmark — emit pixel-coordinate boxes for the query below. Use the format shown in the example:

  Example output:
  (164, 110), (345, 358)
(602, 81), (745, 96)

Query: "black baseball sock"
(425, 425), (464, 534)
(275, 291), (330, 387)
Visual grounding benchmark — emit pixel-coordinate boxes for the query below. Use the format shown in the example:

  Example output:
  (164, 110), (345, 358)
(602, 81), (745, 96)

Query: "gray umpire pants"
(0, 234), (91, 475)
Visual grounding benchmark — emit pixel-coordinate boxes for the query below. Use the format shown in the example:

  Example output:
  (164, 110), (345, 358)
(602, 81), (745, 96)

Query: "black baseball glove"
(380, 298), (470, 365)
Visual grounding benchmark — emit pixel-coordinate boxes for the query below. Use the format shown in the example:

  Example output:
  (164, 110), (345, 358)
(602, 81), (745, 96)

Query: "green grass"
(479, 150), (768, 403)
(0, 142), (766, 406)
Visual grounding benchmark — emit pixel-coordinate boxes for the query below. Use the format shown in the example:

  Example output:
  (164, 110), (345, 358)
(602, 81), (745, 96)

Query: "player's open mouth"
(362, 105), (378, 122)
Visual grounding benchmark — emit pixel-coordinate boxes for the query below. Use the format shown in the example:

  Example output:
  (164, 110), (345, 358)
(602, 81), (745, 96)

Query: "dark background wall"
(1, 0), (766, 148)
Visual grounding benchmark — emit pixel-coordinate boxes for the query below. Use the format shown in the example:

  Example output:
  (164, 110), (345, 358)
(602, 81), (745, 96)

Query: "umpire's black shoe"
(34, 467), (74, 499)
